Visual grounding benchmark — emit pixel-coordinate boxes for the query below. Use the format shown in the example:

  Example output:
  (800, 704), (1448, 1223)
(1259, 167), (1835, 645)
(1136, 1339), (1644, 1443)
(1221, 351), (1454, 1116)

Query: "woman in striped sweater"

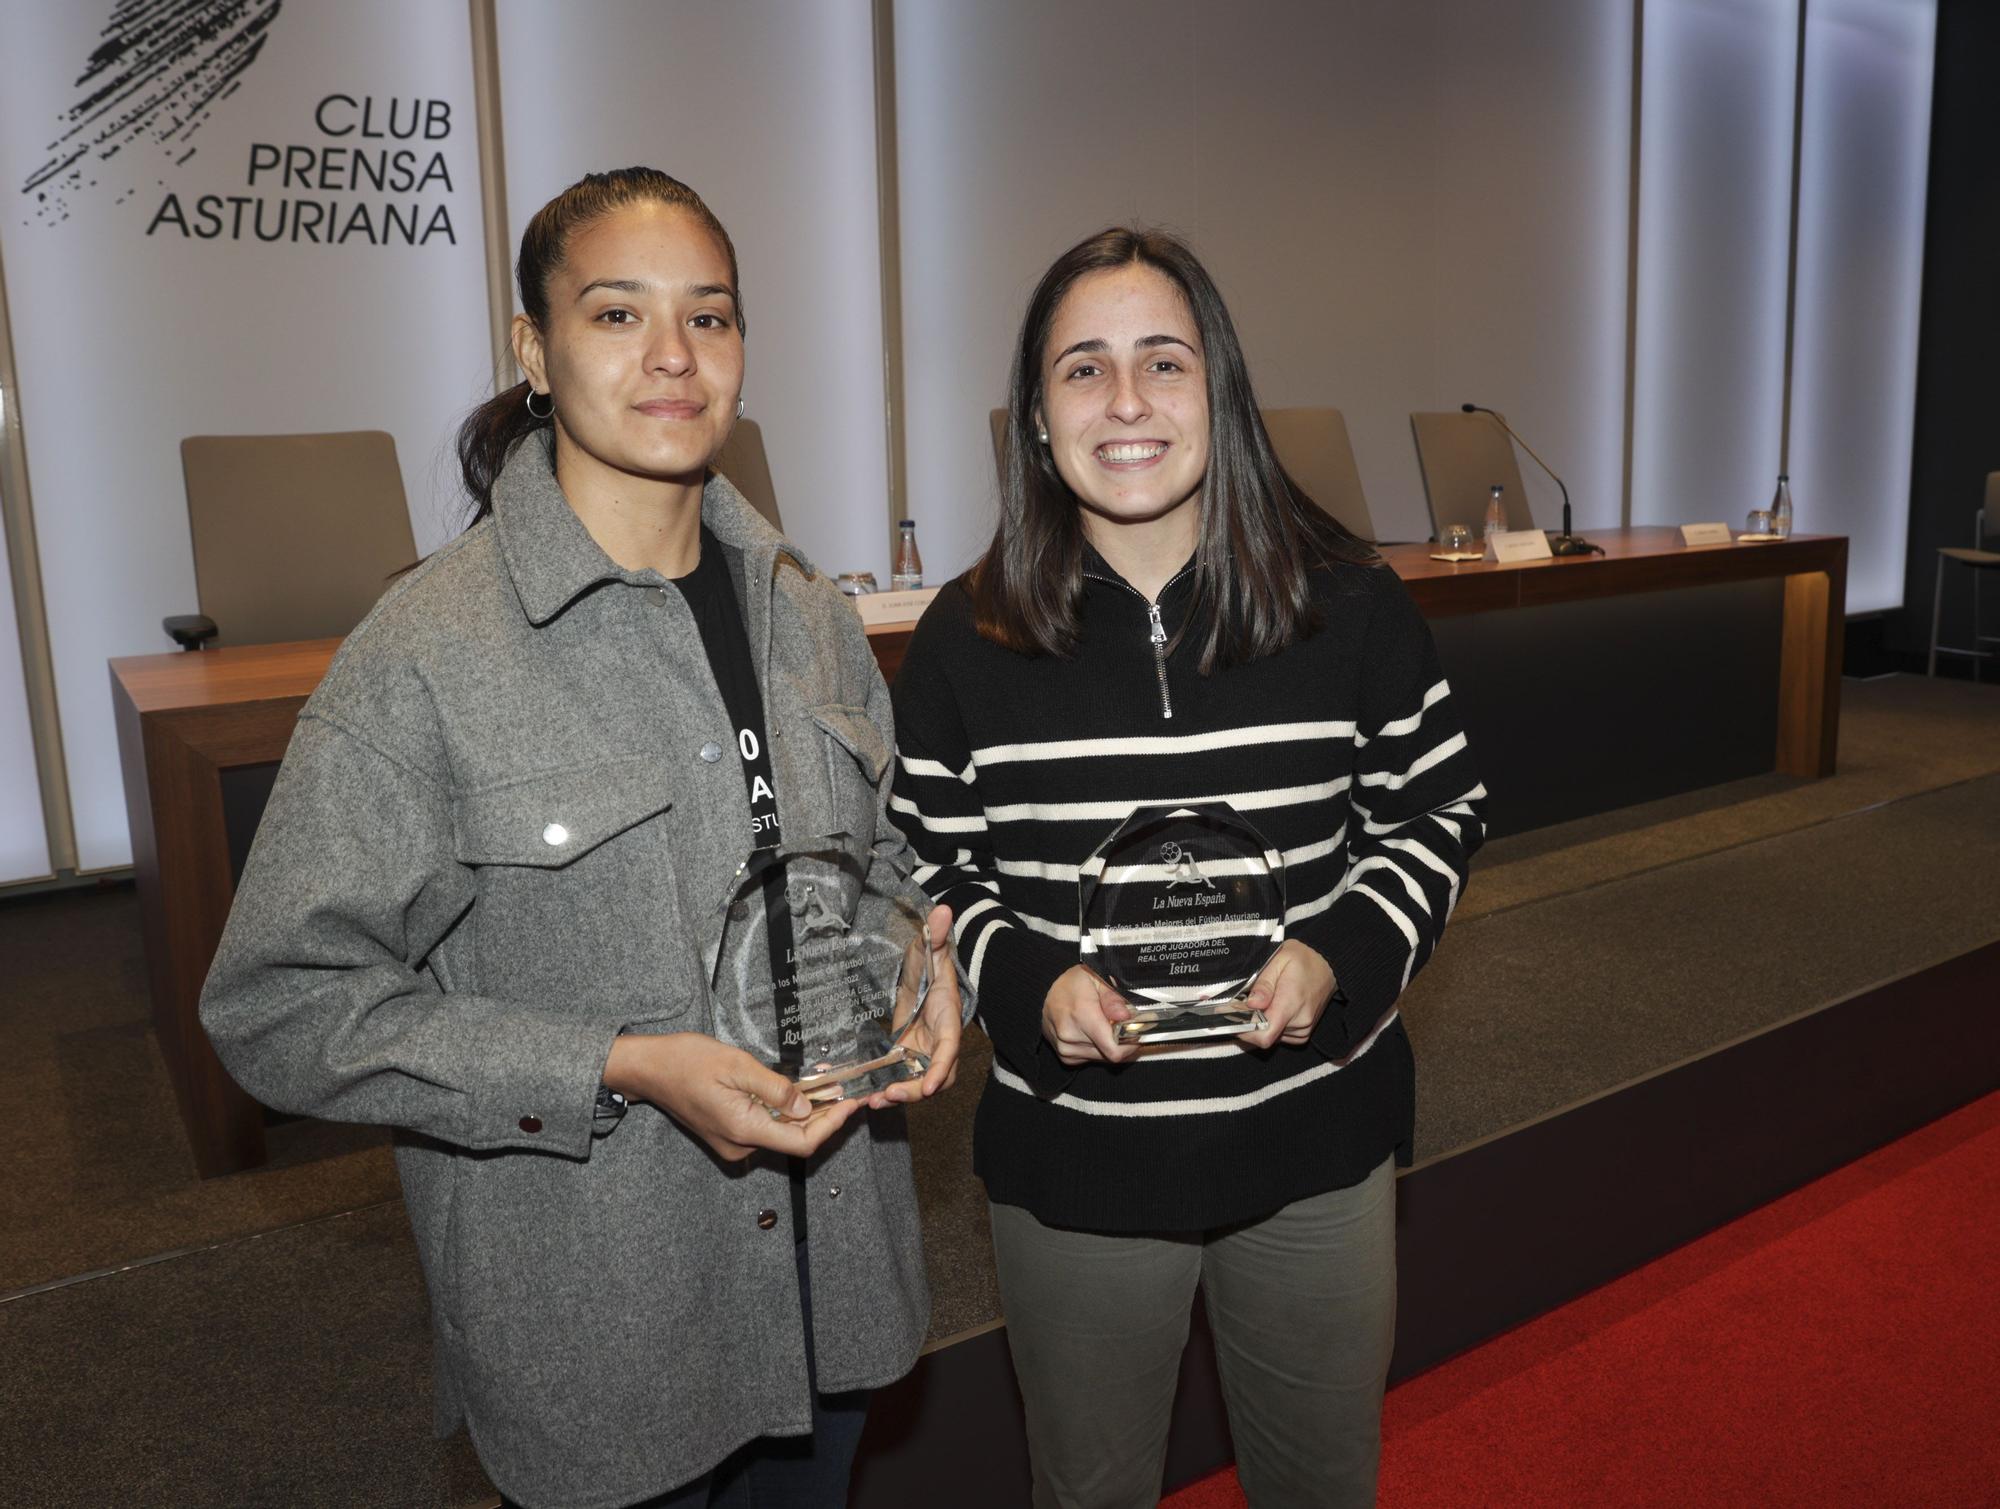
(889, 228), (1485, 1508)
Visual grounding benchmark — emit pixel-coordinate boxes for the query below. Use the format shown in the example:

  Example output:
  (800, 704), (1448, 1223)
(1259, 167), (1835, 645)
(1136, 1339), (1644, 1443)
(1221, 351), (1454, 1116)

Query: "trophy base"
(1115, 1005), (1269, 1045)
(794, 1046), (931, 1104)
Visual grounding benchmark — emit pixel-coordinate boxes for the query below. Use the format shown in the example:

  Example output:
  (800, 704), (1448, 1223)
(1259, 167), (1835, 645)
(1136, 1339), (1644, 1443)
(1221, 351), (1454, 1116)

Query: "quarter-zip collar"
(1081, 541), (1196, 720)
(490, 432), (813, 633)
(1079, 539), (1197, 606)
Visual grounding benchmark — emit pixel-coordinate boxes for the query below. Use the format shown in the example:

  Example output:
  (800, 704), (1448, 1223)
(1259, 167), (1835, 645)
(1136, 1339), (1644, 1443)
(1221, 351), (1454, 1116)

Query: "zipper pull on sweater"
(1147, 602), (1174, 720)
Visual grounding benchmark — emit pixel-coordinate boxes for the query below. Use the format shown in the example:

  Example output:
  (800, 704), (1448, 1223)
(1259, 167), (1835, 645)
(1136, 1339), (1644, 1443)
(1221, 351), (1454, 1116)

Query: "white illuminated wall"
(1630, 0), (1802, 535)
(0, 0), (1948, 879)
(894, 0), (1637, 575)
(494, 0), (891, 584)
(1788, 0), (1936, 614)
(0, 0), (492, 870)
(1424, 2), (1636, 535)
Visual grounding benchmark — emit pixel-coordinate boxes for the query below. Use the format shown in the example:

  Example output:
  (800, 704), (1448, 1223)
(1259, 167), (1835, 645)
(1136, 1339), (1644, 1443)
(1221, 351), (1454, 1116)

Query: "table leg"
(1776, 562), (1845, 778)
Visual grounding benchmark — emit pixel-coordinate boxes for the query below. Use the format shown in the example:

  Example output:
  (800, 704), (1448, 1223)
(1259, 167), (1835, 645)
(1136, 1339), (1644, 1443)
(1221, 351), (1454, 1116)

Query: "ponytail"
(457, 381), (551, 526)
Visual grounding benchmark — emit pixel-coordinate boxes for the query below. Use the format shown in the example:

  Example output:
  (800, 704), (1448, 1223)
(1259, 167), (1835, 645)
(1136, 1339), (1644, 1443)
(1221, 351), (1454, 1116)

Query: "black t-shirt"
(671, 529), (807, 1234)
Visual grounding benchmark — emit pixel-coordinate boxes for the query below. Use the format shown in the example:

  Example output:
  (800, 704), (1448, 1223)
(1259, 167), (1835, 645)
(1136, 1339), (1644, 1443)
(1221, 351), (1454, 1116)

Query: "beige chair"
(989, 408), (1012, 483)
(986, 406), (1377, 539)
(713, 418), (782, 531)
(1927, 472), (2000, 678)
(1261, 408), (1376, 540)
(166, 431), (417, 649)
(1410, 411), (1535, 541)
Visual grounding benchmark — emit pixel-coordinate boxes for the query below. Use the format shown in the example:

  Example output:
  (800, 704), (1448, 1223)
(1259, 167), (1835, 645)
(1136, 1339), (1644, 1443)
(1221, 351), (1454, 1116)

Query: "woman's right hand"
(602, 1033), (863, 1162)
(1041, 965), (1140, 1067)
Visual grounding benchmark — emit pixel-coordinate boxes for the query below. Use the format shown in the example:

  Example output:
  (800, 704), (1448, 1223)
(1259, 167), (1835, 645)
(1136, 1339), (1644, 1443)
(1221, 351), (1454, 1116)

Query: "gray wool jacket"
(199, 436), (938, 1509)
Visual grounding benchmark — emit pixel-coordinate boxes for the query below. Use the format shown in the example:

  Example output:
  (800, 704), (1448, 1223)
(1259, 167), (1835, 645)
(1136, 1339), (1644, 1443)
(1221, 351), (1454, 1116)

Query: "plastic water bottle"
(1771, 475), (1793, 539)
(891, 519), (924, 590)
(1483, 485), (1507, 545)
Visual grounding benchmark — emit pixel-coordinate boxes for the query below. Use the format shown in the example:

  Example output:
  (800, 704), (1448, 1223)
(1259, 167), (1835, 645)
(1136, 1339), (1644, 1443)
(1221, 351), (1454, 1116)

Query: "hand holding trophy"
(713, 836), (952, 1109)
(1078, 802), (1287, 1045)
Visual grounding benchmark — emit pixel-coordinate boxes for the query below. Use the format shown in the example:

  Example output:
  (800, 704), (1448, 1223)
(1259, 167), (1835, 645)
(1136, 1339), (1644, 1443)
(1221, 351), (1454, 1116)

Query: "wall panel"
(894, 0), (1637, 571)
(494, 0), (891, 585)
(0, 445), (51, 882)
(1788, 0), (1935, 614)
(1629, 0), (1801, 529)
(1424, 2), (1635, 533)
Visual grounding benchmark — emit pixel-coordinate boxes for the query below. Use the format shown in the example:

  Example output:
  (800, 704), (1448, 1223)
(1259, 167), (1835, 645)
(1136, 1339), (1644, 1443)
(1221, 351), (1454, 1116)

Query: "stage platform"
(2, 674), (1996, 1507)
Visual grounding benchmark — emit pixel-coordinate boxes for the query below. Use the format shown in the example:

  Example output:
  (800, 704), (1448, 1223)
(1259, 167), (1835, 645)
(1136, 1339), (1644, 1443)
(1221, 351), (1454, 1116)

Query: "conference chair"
(164, 431), (417, 650)
(712, 417), (783, 531)
(1926, 471), (2000, 678)
(1260, 407), (1377, 540)
(989, 408), (1012, 483)
(1410, 410), (1535, 542)
(985, 406), (1379, 541)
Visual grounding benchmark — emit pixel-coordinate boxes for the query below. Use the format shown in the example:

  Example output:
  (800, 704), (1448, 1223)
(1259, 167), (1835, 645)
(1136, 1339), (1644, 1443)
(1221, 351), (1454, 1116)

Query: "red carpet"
(1163, 1091), (2000, 1508)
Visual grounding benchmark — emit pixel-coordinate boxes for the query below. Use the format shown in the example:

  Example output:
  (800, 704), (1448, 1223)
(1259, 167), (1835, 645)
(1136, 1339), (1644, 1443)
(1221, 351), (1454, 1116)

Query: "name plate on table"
(1680, 522), (1735, 546)
(853, 587), (940, 627)
(1488, 529), (1555, 563)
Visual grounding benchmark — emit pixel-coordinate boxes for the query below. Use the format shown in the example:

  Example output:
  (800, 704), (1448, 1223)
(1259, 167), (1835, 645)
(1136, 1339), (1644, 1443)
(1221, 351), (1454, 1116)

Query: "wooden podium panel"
(110, 531), (1845, 1175)
(1380, 528), (1846, 779)
(112, 638), (344, 1177)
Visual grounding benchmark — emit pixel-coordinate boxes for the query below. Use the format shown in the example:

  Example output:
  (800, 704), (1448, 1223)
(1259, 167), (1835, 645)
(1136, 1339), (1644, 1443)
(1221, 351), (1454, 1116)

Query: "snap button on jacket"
(198, 439), (933, 1508)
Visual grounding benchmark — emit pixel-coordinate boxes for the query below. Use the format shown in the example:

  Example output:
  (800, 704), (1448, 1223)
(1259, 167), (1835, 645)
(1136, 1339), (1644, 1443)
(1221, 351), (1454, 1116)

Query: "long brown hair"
(455, 167), (744, 525)
(973, 227), (1376, 672)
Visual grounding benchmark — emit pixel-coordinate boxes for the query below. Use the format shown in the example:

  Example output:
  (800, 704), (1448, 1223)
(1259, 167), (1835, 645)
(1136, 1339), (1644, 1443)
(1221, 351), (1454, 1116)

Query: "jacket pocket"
(808, 702), (889, 844)
(453, 754), (675, 866)
(450, 756), (696, 1023)
(809, 704), (890, 782)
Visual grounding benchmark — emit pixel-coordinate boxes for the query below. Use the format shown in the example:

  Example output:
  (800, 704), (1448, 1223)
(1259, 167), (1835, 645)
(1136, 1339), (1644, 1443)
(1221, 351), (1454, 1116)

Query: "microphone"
(1460, 403), (1602, 557)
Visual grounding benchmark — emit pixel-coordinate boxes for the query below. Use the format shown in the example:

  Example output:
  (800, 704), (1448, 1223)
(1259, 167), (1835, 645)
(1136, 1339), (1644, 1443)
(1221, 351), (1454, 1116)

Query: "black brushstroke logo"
(20, 0), (282, 224)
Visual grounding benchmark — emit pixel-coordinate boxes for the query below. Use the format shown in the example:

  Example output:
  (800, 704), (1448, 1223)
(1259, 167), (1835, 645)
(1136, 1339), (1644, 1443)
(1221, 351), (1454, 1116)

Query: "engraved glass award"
(1078, 803), (1286, 1045)
(712, 837), (937, 1103)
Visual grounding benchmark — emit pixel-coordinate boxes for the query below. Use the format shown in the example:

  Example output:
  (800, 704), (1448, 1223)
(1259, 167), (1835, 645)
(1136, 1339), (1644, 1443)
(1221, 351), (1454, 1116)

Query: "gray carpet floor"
(2, 673), (1996, 1507)
(0, 883), (398, 1297)
(0, 1201), (489, 1508)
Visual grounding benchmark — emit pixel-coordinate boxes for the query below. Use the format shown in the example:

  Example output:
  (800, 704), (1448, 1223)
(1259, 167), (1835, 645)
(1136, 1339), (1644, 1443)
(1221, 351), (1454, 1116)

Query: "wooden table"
(1378, 528), (1845, 778)
(111, 529), (1843, 1175)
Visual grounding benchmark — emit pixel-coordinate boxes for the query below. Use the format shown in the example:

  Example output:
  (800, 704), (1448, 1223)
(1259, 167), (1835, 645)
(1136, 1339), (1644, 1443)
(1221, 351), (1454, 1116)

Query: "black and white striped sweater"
(889, 555), (1486, 1231)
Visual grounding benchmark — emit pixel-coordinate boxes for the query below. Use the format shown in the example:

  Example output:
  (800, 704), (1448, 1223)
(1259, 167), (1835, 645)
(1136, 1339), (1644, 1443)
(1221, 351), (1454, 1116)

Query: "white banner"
(0, 0), (493, 869)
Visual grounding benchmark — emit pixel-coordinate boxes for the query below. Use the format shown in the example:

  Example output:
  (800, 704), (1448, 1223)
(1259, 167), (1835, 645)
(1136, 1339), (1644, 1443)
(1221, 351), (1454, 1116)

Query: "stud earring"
(1037, 426), (1050, 444)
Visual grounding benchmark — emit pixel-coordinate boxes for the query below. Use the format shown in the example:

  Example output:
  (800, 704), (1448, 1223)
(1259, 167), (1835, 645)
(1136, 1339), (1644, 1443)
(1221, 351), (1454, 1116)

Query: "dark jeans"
(502, 1239), (870, 1509)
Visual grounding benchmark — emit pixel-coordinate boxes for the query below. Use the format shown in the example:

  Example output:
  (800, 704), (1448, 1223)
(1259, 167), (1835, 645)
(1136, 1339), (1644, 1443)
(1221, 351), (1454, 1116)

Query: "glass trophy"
(1078, 802), (1286, 1045)
(712, 836), (937, 1104)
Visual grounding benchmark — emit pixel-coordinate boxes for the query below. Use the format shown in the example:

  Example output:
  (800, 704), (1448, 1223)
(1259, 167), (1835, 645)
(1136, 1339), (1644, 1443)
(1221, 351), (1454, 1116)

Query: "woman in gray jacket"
(200, 167), (960, 1509)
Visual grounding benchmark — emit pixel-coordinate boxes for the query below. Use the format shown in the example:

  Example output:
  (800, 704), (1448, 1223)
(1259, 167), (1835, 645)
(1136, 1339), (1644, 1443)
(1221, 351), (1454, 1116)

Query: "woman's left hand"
(867, 904), (962, 1108)
(1238, 940), (1337, 1051)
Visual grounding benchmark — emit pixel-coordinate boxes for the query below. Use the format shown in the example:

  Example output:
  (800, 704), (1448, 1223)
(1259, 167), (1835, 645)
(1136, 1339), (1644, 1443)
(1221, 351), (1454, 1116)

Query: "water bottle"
(1483, 485), (1507, 545)
(891, 519), (924, 590)
(1771, 475), (1793, 539)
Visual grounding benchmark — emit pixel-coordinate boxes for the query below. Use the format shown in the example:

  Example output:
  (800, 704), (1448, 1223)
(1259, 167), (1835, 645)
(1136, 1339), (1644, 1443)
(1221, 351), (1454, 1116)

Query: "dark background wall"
(1865, 0), (2000, 674)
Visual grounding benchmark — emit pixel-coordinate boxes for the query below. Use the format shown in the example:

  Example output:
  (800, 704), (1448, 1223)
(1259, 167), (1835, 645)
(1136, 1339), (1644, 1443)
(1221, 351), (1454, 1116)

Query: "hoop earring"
(736, 396), (746, 419)
(525, 389), (555, 419)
